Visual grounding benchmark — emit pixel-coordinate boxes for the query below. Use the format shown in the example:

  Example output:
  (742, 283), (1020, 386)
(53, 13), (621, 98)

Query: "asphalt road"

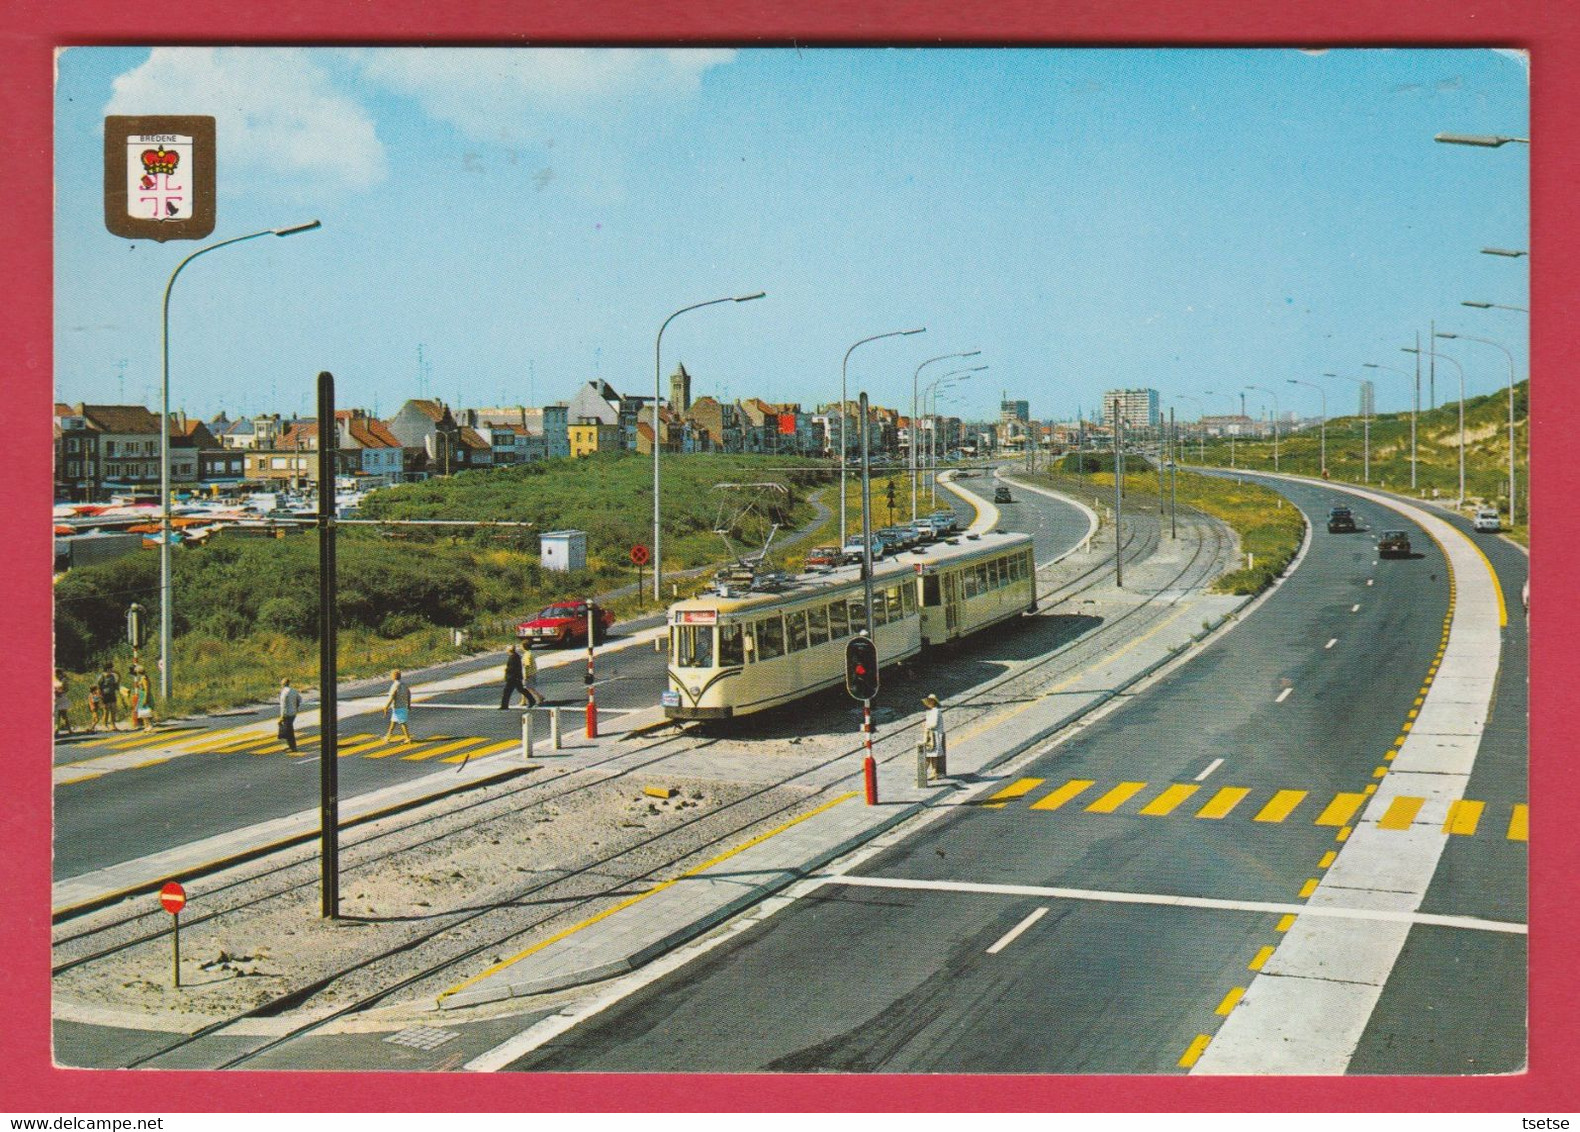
(52, 475), (1092, 882)
(503, 477), (1527, 1074)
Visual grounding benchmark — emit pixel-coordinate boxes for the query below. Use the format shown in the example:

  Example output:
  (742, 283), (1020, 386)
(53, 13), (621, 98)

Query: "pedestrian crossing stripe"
(1005, 778), (1528, 841)
(126, 729), (523, 764)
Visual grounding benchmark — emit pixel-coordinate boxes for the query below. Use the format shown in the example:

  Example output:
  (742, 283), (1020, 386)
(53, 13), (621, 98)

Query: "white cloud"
(106, 48), (387, 194)
(351, 47), (737, 140)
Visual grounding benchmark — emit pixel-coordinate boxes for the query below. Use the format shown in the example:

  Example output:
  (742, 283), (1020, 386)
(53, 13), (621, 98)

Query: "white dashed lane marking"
(986, 907), (1049, 955)
(1275, 687), (1293, 703)
(1326, 638), (1338, 649)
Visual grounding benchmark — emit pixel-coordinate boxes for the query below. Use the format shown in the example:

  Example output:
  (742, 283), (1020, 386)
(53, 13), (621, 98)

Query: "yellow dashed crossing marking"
(983, 778), (1044, 808)
(1030, 780), (1095, 811)
(1254, 790), (1307, 823)
(1196, 787), (1250, 820)
(1085, 782), (1146, 814)
(1138, 784), (1199, 816)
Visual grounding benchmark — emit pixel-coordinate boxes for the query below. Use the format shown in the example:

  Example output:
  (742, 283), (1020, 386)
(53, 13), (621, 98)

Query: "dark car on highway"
(994, 486), (1014, 504)
(1378, 530), (1412, 558)
(517, 600), (614, 646)
(1327, 506), (1357, 533)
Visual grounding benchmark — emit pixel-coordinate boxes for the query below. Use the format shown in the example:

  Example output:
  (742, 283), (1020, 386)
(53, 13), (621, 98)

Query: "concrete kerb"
(438, 498), (1284, 1009)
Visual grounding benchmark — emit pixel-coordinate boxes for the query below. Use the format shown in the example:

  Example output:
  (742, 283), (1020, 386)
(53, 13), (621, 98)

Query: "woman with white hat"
(922, 693), (947, 776)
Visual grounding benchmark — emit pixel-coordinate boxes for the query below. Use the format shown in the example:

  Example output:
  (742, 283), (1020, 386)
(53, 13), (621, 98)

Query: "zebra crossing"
(983, 776), (1528, 842)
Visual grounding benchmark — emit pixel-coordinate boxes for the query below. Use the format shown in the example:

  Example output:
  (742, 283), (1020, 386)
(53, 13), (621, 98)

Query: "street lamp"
(1363, 362), (1417, 489)
(1244, 384), (1280, 471)
(1436, 331), (1520, 525)
(1434, 133), (1530, 147)
(1405, 344), (1468, 507)
(653, 291), (764, 601)
(1325, 373), (1370, 483)
(911, 351), (980, 521)
(840, 328), (925, 541)
(159, 220), (321, 701)
(924, 367), (986, 506)
(1481, 248), (1528, 258)
(1286, 378), (1327, 476)
(1462, 300), (1529, 313)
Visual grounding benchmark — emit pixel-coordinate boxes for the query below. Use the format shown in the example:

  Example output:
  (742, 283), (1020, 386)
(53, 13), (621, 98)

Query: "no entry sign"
(159, 882), (186, 915)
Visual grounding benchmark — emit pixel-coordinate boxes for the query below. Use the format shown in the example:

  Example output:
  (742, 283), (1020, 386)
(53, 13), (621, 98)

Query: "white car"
(1473, 508), (1502, 533)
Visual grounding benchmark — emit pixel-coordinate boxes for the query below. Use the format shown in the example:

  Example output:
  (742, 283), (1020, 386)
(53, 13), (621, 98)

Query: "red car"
(804, 545), (844, 568)
(517, 600), (614, 646)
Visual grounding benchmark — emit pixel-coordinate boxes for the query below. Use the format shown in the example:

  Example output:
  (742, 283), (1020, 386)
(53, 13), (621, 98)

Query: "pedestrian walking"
(921, 693), (948, 778)
(382, 668), (413, 743)
(499, 643), (526, 709)
(521, 644), (543, 708)
(86, 683), (104, 732)
(53, 669), (72, 735)
(131, 664), (155, 731)
(96, 664), (122, 731)
(278, 677), (302, 752)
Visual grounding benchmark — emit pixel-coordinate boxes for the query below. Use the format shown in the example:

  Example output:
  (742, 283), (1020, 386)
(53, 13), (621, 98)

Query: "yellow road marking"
(1248, 946), (1275, 971)
(1372, 767), (1388, 779)
(1215, 987), (1246, 1016)
(1337, 826), (1352, 843)
(1085, 782), (1146, 814)
(1178, 1035), (1211, 1069)
(1443, 799), (1484, 836)
(1508, 804), (1528, 842)
(1318, 851), (1336, 869)
(1276, 914), (1297, 932)
(400, 735), (483, 762)
(1030, 780), (1095, 811)
(99, 729), (188, 752)
(1462, 537), (1508, 628)
(364, 734), (458, 759)
(1254, 790), (1307, 823)
(1138, 784), (1199, 816)
(984, 777), (1044, 807)
(332, 734), (388, 757)
(439, 791), (858, 1002)
(1378, 796), (1424, 831)
(1298, 878), (1319, 898)
(189, 732), (274, 754)
(1196, 787), (1250, 819)
(441, 738), (521, 763)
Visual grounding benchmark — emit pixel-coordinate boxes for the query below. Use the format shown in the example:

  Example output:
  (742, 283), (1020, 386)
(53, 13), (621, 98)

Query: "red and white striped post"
(585, 599), (598, 739)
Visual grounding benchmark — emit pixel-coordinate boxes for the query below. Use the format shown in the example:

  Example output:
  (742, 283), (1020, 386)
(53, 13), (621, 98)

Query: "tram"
(663, 530), (1036, 721)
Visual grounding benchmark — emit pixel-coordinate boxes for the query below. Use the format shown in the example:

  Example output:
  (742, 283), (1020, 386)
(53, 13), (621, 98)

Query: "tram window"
(676, 625), (715, 668)
(757, 615), (786, 660)
(963, 568), (978, 599)
(885, 586), (903, 621)
(872, 594), (889, 627)
(992, 558), (1005, 587)
(922, 575), (941, 606)
(902, 583), (917, 615)
(787, 610), (809, 652)
(829, 600), (850, 639)
(848, 600), (869, 635)
(719, 622), (746, 666)
(807, 604), (830, 646)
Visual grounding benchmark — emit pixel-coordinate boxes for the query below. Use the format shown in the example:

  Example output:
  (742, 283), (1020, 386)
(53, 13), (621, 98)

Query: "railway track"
(55, 488), (1240, 1069)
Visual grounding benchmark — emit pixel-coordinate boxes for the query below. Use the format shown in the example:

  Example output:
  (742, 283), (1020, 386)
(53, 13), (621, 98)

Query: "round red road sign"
(630, 544), (650, 566)
(159, 882), (186, 915)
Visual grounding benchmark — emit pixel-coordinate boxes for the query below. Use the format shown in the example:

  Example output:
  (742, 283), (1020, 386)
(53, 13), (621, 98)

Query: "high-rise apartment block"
(1103, 388), (1160, 428)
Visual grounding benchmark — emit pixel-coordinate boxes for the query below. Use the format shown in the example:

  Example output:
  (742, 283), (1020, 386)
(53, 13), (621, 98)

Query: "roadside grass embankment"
(1026, 459), (1306, 596)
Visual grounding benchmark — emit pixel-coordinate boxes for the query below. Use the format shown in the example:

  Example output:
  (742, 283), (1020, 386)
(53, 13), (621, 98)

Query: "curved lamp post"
(1286, 378), (1327, 476)
(911, 351), (980, 520)
(653, 291), (764, 601)
(1437, 331), (1520, 525)
(1363, 362), (1417, 488)
(1404, 344), (1467, 507)
(924, 367), (985, 507)
(1244, 384), (1281, 472)
(159, 220), (321, 701)
(1172, 394), (1206, 463)
(1463, 300), (1528, 313)
(840, 328), (925, 541)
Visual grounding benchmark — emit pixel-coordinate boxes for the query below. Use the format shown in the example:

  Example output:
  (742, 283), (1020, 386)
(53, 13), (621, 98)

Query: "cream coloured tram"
(663, 530), (1035, 721)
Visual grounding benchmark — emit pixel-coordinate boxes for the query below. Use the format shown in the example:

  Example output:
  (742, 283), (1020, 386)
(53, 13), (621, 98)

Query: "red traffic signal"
(845, 635), (879, 701)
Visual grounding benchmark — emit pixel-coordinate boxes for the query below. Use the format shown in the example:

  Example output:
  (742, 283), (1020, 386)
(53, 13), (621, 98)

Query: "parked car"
(993, 486), (1014, 504)
(929, 509), (961, 533)
(1327, 506), (1357, 534)
(804, 545), (844, 568)
(843, 534), (890, 561)
(905, 520), (939, 544)
(1473, 508), (1502, 533)
(517, 600), (614, 646)
(1378, 530), (1412, 558)
(878, 525), (919, 551)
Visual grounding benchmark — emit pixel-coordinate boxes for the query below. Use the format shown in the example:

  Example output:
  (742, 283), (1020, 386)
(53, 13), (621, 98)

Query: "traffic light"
(885, 479), (897, 523)
(844, 634), (879, 701)
(126, 602), (146, 649)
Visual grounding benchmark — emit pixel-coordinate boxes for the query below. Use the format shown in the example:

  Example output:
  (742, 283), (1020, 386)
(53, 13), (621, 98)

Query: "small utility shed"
(540, 530), (587, 573)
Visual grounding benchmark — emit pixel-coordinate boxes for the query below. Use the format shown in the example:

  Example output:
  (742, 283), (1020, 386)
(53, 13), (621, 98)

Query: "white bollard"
(521, 710), (534, 760)
(550, 706), (562, 750)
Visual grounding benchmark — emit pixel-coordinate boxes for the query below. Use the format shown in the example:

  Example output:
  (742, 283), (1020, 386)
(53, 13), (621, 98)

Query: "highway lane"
(504, 477), (1524, 1073)
(51, 476), (1095, 883)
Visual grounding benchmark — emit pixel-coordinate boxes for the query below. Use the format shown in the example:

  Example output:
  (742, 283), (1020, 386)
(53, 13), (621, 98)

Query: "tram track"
(58, 489), (1240, 1068)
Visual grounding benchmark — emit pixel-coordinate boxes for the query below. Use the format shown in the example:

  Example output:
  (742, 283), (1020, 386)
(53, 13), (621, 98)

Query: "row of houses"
(54, 365), (973, 501)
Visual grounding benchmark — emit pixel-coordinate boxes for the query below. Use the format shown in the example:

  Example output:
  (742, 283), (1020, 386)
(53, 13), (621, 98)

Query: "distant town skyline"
(56, 47), (1528, 424)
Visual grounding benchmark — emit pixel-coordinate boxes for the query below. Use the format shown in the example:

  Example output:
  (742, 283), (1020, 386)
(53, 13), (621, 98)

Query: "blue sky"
(54, 47), (1529, 425)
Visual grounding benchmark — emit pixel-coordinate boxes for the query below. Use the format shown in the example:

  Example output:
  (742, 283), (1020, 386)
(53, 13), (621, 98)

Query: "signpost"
(159, 882), (186, 987)
(630, 543), (650, 601)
